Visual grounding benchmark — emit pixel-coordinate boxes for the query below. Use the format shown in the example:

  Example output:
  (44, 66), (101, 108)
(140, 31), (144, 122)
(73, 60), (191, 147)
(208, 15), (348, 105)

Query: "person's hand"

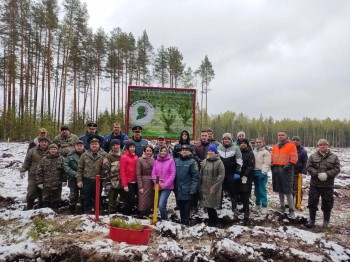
(111, 179), (119, 188)
(20, 172), (25, 179)
(123, 186), (129, 192)
(318, 172), (327, 181)
(241, 176), (248, 184)
(259, 173), (265, 181)
(139, 188), (144, 193)
(159, 184), (166, 190)
(62, 182), (67, 187)
(37, 184), (43, 189)
(232, 173), (241, 180)
(77, 181), (83, 188)
(209, 188), (216, 195)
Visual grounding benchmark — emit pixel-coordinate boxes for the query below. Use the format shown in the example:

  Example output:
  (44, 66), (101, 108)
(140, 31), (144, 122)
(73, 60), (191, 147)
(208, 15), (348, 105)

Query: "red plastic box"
(109, 225), (152, 245)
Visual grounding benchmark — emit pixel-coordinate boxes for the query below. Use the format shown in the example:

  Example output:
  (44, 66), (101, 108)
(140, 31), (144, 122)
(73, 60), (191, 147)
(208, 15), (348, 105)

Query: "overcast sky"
(81, 0), (350, 120)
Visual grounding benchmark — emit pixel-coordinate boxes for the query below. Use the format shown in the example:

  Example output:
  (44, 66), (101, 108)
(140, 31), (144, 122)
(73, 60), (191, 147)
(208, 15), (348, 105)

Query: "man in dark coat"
(79, 122), (105, 150)
(306, 139), (340, 228)
(104, 122), (128, 152)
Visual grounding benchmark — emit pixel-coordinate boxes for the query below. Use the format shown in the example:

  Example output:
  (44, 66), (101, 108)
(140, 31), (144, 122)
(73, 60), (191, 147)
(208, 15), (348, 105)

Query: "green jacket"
(64, 150), (84, 187)
(76, 149), (107, 181)
(52, 134), (79, 157)
(20, 146), (48, 179)
(36, 153), (65, 190)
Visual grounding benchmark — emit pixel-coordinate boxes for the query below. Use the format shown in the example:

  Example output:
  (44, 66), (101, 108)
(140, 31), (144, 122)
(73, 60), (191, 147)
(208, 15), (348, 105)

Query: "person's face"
(292, 140), (300, 147)
(250, 141), (256, 147)
(133, 130), (141, 138)
(49, 147), (58, 155)
(201, 132), (208, 142)
(113, 124), (121, 133)
(255, 139), (264, 148)
(181, 133), (188, 140)
(240, 142), (248, 149)
(207, 132), (213, 139)
(87, 127), (97, 134)
(89, 141), (100, 152)
(278, 132), (287, 142)
(112, 143), (120, 152)
(223, 137), (231, 145)
(39, 141), (48, 149)
(207, 150), (215, 157)
(181, 148), (190, 157)
(128, 145), (136, 153)
(145, 147), (153, 157)
(158, 138), (165, 146)
(75, 144), (84, 153)
(318, 143), (329, 153)
(160, 148), (168, 158)
(39, 131), (47, 137)
(61, 129), (70, 137)
(238, 134), (245, 140)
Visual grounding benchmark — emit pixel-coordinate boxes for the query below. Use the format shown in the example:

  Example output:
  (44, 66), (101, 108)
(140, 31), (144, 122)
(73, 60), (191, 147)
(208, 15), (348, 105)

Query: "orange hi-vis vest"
(271, 141), (298, 166)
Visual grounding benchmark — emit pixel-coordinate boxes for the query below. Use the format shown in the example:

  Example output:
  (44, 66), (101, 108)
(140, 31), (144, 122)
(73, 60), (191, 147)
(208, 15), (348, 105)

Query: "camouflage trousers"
(42, 188), (61, 203)
(27, 178), (42, 202)
(69, 185), (83, 206)
(307, 185), (334, 212)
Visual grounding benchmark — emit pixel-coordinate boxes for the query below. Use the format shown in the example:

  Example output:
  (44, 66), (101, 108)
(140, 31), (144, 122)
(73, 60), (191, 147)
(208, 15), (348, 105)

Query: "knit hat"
(222, 133), (232, 140)
(240, 138), (250, 146)
(110, 139), (120, 146)
(38, 137), (50, 143)
(49, 143), (58, 149)
(208, 144), (218, 154)
(237, 131), (246, 138)
(125, 140), (136, 149)
(317, 139), (329, 145)
(291, 136), (301, 141)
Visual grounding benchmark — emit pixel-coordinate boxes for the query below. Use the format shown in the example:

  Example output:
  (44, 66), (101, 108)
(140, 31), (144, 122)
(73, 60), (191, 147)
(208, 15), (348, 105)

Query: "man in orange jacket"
(271, 131), (298, 218)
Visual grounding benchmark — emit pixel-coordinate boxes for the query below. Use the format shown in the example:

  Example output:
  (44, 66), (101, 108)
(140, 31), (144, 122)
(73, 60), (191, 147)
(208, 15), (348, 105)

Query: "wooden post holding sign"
(152, 176), (160, 224)
(296, 173), (303, 210)
(95, 175), (100, 221)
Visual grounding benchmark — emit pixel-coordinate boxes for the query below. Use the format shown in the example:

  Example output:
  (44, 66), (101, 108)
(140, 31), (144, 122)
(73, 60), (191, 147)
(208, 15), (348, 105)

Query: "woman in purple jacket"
(152, 146), (176, 220)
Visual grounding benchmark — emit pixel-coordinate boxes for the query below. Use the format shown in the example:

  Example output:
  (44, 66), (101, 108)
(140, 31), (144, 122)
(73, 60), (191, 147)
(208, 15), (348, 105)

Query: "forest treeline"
(1, 0), (349, 147)
(0, 0), (214, 139)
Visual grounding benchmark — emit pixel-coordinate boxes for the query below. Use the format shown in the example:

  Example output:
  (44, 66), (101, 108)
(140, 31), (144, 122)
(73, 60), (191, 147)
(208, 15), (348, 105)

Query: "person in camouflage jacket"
(64, 140), (85, 214)
(52, 125), (79, 157)
(36, 143), (65, 210)
(76, 135), (107, 214)
(306, 139), (340, 228)
(20, 137), (50, 210)
(102, 139), (123, 213)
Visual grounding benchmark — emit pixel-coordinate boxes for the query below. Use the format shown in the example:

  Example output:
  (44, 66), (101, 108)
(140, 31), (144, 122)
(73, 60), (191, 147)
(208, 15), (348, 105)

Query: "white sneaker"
(261, 207), (268, 215)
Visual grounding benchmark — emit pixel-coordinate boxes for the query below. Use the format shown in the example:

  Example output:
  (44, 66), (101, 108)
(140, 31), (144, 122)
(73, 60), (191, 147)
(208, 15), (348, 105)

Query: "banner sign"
(127, 86), (196, 140)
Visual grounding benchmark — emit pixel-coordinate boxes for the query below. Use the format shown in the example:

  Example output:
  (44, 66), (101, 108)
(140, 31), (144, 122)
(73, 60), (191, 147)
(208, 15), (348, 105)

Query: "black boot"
(38, 197), (43, 208)
(231, 198), (239, 217)
(306, 210), (316, 228)
(323, 210), (331, 228)
(243, 208), (250, 226)
(42, 201), (50, 208)
(26, 200), (35, 210)
(69, 204), (76, 215)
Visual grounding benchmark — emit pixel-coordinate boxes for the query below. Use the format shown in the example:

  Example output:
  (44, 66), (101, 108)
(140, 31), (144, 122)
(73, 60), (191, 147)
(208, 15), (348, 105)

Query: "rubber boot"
(243, 208), (250, 226)
(51, 202), (60, 213)
(231, 198), (239, 217)
(38, 197), (43, 208)
(323, 210), (331, 228)
(42, 201), (50, 208)
(26, 199), (35, 210)
(306, 210), (316, 228)
(69, 204), (76, 215)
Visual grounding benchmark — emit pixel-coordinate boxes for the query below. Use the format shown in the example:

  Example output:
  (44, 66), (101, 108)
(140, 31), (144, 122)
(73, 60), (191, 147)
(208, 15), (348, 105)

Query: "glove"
(232, 173), (241, 180)
(20, 172), (25, 179)
(259, 173), (266, 181)
(37, 184), (43, 189)
(241, 176), (247, 184)
(318, 172), (327, 181)
(62, 182), (67, 187)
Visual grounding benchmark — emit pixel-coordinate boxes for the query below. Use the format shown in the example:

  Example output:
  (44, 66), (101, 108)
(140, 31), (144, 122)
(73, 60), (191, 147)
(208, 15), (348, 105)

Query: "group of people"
(19, 124), (340, 229)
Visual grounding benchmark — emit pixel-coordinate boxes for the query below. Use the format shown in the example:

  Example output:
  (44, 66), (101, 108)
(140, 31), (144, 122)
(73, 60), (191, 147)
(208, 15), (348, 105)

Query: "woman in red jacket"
(120, 141), (138, 215)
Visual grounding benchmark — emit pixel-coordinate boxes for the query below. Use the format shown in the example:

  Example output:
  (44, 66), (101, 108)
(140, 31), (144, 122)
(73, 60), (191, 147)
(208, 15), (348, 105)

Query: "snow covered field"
(0, 142), (349, 261)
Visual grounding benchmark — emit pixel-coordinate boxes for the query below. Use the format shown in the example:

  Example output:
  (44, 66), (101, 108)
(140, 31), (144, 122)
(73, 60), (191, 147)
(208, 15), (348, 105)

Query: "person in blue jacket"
(174, 144), (199, 225)
(79, 122), (104, 150)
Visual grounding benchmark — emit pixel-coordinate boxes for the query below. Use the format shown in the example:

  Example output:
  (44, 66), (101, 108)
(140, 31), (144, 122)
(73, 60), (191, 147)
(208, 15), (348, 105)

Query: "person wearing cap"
(154, 135), (173, 159)
(102, 139), (124, 214)
(36, 143), (65, 210)
(124, 126), (148, 157)
(120, 140), (139, 215)
(253, 137), (271, 214)
(173, 130), (196, 159)
(64, 140), (85, 214)
(237, 139), (255, 225)
(206, 128), (220, 146)
(174, 144), (199, 225)
(76, 135), (107, 214)
(200, 144), (225, 227)
(271, 131), (298, 218)
(306, 139), (340, 228)
(28, 128), (51, 151)
(19, 137), (50, 210)
(79, 122), (105, 150)
(136, 145), (155, 217)
(52, 125), (79, 157)
(104, 122), (129, 152)
(217, 132), (243, 211)
(291, 136), (308, 209)
(152, 145), (176, 221)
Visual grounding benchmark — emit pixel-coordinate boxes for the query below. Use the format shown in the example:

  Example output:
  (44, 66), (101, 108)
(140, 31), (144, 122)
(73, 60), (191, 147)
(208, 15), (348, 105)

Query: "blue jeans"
(158, 189), (171, 220)
(253, 171), (268, 207)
